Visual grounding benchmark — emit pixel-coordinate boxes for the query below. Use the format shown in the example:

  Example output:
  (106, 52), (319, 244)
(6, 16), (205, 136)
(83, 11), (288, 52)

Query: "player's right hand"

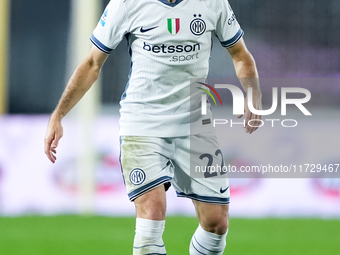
(44, 115), (63, 163)
(237, 90), (262, 134)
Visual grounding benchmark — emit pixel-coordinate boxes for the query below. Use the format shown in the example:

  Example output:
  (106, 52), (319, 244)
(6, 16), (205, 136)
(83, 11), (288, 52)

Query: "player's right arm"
(44, 45), (108, 163)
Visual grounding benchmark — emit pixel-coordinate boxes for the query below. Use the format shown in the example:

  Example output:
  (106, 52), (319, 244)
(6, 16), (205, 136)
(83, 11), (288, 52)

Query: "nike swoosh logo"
(140, 26), (158, 33)
(220, 186), (229, 194)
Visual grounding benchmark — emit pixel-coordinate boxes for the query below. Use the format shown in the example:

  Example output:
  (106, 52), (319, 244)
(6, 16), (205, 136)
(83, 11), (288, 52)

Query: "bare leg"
(134, 185), (167, 220)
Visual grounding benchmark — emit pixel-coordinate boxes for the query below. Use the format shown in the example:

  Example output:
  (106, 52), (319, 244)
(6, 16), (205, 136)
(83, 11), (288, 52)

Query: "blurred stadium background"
(0, 0), (340, 254)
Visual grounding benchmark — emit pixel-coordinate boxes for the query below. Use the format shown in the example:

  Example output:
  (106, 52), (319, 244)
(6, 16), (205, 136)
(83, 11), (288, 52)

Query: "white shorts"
(120, 132), (230, 204)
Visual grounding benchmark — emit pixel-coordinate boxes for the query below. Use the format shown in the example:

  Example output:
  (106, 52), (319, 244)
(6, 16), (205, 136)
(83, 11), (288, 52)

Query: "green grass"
(0, 216), (340, 254)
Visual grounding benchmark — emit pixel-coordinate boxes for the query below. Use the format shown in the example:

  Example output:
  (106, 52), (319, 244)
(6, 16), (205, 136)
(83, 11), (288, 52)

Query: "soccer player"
(44, 0), (262, 254)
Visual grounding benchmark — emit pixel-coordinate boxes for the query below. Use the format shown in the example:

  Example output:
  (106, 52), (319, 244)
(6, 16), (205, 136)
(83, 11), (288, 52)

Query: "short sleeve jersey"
(91, 0), (243, 137)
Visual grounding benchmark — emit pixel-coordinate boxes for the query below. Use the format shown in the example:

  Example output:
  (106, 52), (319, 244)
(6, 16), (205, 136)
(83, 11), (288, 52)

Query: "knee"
(195, 203), (229, 235)
(138, 204), (166, 220)
(201, 216), (229, 235)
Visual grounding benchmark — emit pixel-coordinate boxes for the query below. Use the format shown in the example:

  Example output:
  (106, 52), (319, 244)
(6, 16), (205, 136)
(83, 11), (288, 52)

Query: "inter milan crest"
(167, 18), (180, 35)
(129, 168), (146, 185)
(190, 14), (206, 36)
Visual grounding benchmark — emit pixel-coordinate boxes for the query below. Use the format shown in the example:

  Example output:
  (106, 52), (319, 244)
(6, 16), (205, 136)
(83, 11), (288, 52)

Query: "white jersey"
(91, 0), (243, 137)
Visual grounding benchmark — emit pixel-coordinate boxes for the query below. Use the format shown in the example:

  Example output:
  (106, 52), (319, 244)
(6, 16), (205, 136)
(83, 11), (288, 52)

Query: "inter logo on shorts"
(129, 168), (146, 185)
(190, 14), (206, 36)
(167, 18), (180, 35)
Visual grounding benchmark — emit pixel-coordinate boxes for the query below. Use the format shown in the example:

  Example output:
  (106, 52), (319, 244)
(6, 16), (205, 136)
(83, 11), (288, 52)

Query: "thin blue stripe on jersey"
(90, 35), (113, 54)
(220, 28), (244, 48)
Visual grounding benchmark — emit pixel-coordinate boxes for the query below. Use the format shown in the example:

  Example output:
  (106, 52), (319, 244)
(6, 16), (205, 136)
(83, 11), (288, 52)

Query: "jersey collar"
(157, 0), (184, 7)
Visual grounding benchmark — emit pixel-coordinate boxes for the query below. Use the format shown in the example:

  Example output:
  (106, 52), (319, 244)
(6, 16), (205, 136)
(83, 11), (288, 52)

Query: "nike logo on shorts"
(220, 186), (229, 194)
(140, 26), (158, 33)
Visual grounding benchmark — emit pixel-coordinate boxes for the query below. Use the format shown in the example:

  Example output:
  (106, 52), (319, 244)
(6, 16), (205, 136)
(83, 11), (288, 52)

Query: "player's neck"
(167, 0), (176, 2)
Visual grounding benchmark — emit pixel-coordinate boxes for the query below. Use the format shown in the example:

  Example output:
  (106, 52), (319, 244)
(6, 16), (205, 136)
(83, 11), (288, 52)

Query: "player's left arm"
(227, 37), (262, 134)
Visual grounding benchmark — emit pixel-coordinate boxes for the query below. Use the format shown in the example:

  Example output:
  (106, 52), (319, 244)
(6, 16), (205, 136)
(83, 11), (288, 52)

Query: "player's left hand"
(237, 91), (262, 134)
